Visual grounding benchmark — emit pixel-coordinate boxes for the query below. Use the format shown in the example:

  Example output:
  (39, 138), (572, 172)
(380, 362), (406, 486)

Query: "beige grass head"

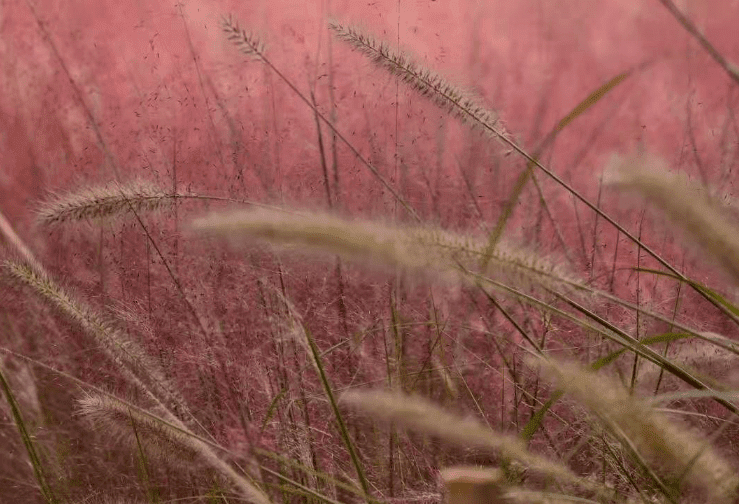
(189, 206), (582, 297)
(35, 179), (174, 227)
(604, 150), (739, 286)
(528, 354), (739, 502)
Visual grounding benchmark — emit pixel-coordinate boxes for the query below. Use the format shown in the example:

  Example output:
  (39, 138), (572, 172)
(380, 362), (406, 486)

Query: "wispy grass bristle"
(328, 22), (510, 145)
(189, 207), (581, 295)
(339, 388), (602, 494)
(528, 354), (739, 502)
(221, 14), (267, 61)
(604, 150), (739, 286)
(2, 261), (190, 423)
(77, 394), (272, 504)
(36, 179), (176, 226)
(0, 209), (44, 274)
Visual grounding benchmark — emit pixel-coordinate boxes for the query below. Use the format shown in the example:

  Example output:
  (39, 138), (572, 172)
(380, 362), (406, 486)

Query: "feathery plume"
(328, 22), (509, 145)
(36, 179), (176, 226)
(604, 151), (739, 286)
(340, 388), (601, 493)
(189, 207), (580, 294)
(78, 394), (201, 466)
(2, 261), (190, 423)
(529, 354), (739, 502)
(78, 394), (272, 504)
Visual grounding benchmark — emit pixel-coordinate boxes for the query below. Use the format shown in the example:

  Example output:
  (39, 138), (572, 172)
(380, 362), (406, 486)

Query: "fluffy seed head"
(190, 207), (581, 296)
(529, 354), (739, 502)
(339, 388), (601, 493)
(604, 151), (739, 286)
(329, 22), (510, 145)
(35, 179), (175, 227)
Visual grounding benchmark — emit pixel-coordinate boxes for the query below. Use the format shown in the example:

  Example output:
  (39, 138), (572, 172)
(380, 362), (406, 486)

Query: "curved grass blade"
(481, 71), (632, 268)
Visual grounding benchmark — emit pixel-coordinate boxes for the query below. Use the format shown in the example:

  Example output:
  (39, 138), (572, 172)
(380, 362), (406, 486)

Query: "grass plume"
(339, 388), (604, 495)
(189, 206), (581, 295)
(35, 179), (177, 226)
(328, 21), (510, 145)
(605, 150), (739, 286)
(2, 261), (191, 425)
(528, 354), (739, 502)
(77, 393), (272, 504)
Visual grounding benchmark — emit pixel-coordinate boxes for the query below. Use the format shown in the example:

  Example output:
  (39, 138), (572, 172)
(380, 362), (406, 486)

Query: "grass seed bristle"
(36, 179), (176, 227)
(529, 354), (739, 502)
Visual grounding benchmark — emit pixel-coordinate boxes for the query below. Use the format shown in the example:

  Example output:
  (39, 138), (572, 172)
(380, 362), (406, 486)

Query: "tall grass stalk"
(276, 290), (373, 501)
(0, 362), (59, 504)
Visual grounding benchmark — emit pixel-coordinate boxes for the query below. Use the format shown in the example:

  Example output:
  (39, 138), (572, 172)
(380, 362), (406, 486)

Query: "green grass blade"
(0, 362), (58, 504)
(301, 324), (372, 501)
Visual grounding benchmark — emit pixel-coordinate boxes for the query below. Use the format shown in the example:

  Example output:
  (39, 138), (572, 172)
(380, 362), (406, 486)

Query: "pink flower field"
(2, 0), (739, 503)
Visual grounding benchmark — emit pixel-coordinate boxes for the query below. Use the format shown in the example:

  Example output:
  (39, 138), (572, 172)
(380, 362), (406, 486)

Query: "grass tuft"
(35, 179), (177, 227)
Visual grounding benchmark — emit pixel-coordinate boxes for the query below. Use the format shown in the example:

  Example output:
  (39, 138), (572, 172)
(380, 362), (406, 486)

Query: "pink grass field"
(2, 0), (739, 502)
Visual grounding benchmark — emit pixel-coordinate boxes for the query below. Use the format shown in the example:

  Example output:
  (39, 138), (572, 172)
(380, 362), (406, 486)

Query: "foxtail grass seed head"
(328, 22), (509, 146)
(78, 394), (272, 504)
(339, 389), (601, 494)
(604, 150), (739, 286)
(77, 394), (201, 468)
(189, 207), (580, 295)
(1, 261), (189, 422)
(35, 179), (175, 227)
(528, 354), (739, 502)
